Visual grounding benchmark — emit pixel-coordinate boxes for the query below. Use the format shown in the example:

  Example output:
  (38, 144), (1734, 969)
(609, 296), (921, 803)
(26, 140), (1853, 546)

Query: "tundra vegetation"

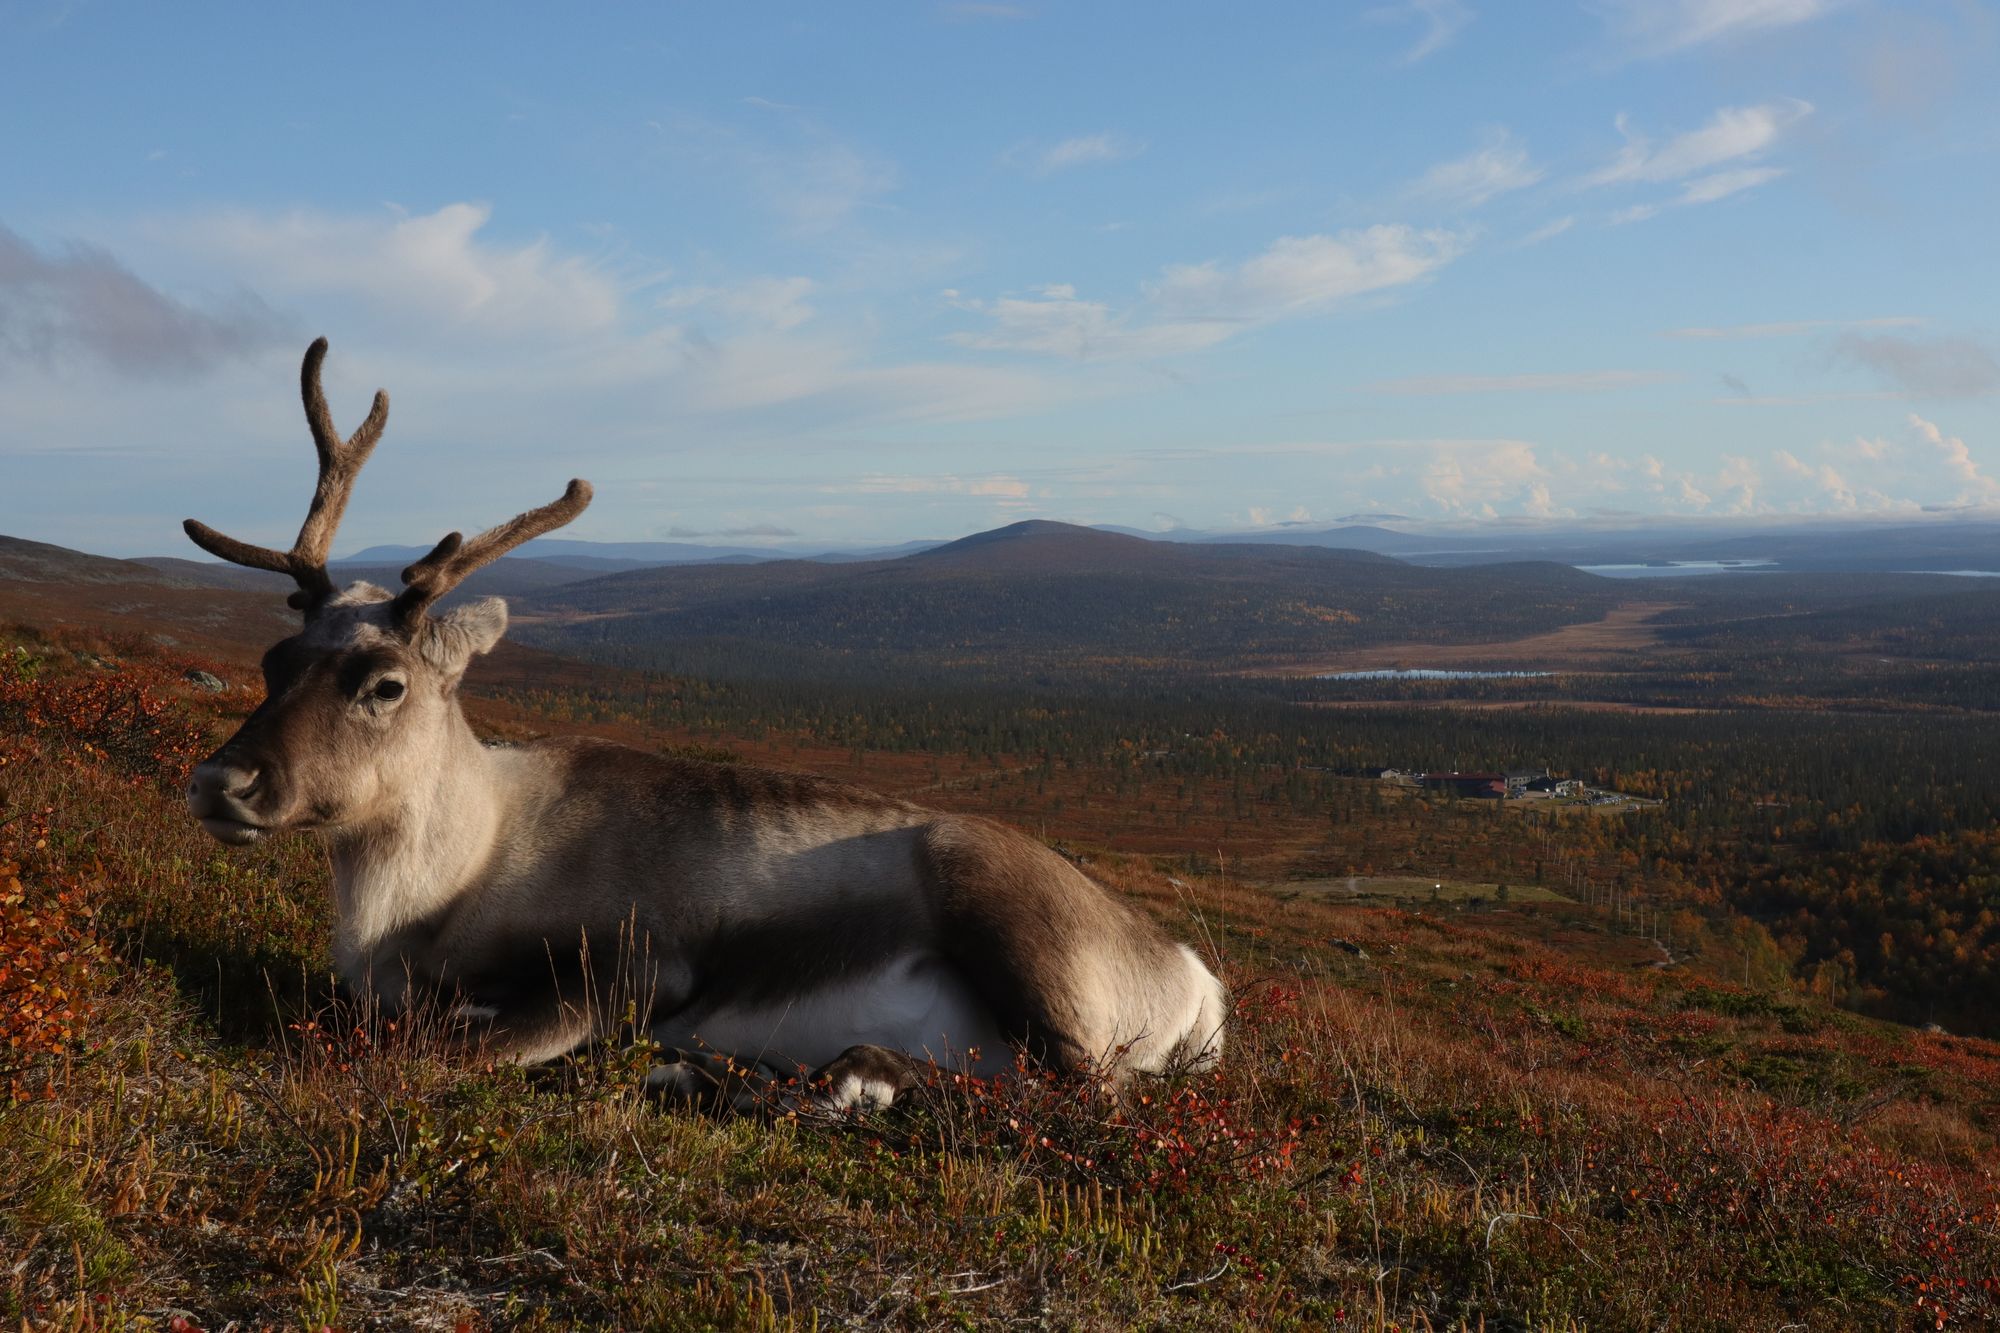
(1, 618), (1996, 1331)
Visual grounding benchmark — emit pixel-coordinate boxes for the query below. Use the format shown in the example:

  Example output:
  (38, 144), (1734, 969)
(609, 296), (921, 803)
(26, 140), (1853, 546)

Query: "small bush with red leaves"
(0, 852), (107, 1100)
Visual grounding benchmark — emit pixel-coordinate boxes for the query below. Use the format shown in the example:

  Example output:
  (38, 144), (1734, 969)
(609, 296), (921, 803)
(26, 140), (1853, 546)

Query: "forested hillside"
(519, 520), (1621, 673)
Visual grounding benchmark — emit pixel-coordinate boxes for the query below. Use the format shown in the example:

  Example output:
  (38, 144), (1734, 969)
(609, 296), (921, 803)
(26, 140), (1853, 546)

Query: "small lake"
(1574, 559), (1775, 578)
(1316, 669), (1555, 681)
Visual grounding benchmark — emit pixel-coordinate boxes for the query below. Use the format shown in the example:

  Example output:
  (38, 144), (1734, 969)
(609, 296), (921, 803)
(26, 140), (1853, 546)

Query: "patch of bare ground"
(1248, 600), (1683, 676)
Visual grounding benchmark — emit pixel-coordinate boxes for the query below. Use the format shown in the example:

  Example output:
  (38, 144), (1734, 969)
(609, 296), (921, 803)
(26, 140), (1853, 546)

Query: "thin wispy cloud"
(1367, 0), (1475, 64)
(1368, 369), (1677, 394)
(664, 522), (797, 538)
(8, 5), (1994, 548)
(1519, 216), (1575, 245)
(1676, 165), (1786, 205)
(645, 113), (899, 236)
(1599, 0), (1836, 58)
(950, 226), (1464, 361)
(1586, 99), (1809, 221)
(1586, 100), (1811, 187)
(659, 275), (818, 331)
(1010, 132), (1146, 175)
(938, 2), (1029, 20)
(154, 202), (622, 338)
(0, 223), (287, 376)
(1709, 391), (1900, 406)
(1405, 128), (1543, 210)
(830, 473), (1033, 498)
(1837, 333), (2000, 399)
(1665, 316), (1922, 339)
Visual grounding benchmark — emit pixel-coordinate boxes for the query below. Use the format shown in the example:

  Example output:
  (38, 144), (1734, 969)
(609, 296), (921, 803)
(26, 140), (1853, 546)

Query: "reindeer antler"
(183, 337), (389, 612)
(391, 479), (593, 631)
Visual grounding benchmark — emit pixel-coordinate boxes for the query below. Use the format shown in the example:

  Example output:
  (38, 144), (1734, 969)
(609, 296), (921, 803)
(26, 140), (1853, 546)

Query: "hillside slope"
(518, 520), (1619, 672)
(0, 534), (202, 587)
(0, 622), (1994, 1330)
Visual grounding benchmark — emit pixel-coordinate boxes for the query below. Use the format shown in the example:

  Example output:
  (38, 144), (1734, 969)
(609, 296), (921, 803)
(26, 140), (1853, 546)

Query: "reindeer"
(182, 339), (1226, 1109)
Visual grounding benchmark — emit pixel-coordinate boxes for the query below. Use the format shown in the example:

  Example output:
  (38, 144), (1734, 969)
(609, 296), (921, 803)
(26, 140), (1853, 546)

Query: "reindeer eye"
(374, 679), (406, 701)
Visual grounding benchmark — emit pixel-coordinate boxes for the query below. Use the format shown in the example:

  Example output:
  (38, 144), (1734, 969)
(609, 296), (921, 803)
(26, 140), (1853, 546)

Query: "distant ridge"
(515, 518), (1608, 672)
(341, 536), (942, 570)
(1194, 524), (1450, 555)
(0, 535), (199, 587)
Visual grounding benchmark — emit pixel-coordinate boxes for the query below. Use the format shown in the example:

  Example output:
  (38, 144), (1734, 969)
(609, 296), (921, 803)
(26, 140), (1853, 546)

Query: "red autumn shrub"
(0, 856), (107, 1100)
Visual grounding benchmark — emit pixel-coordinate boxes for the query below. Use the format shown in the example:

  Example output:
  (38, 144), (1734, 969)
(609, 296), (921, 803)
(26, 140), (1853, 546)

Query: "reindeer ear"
(419, 596), (508, 673)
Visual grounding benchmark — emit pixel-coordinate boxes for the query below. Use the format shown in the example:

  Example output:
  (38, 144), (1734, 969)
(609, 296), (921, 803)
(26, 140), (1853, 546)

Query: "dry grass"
(1, 625), (1996, 1330)
(1249, 602), (1684, 676)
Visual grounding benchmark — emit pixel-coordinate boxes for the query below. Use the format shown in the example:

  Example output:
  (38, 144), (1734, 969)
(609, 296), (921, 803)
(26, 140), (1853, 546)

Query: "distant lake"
(1900, 569), (2000, 577)
(1575, 559), (1775, 578)
(1316, 669), (1555, 681)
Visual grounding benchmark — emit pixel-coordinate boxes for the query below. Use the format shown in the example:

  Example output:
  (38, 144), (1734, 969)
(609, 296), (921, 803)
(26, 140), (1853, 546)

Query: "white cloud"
(1601, 0), (1836, 57)
(1837, 434), (1897, 462)
(1011, 132), (1146, 175)
(947, 289), (1225, 360)
(1369, 369), (1676, 394)
(1675, 165), (1787, 205)
(1244, 504), (1315, 526)
(1669, 477), (1710, 507)
(660, 329), (1071, 426)
(1520, 216), (1576, 245)
(952, 225), (1463, 361)
(1717, 453), (1762, 512)
(1773, 448), (1858, 509)
(659, 276), (817, 331)
(831, 473), (1033, 498)
(1368, 0), (1475, 64)
(1406, 129), (1544, 210)
(11, 202), (1089, 514)
(1909, 413), (2000, 501)
(1586, 100), (1811, 187)
(163, 202), (621, 337)
(1149, 227), (1462, 323)
(1666, 315), (1922, 339)
(1417, 440), (1553, 517)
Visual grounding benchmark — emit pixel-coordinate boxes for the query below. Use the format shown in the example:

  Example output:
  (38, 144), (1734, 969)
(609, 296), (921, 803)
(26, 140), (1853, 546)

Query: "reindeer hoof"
(643, 1053), (724, 1106)
(810, 1045), (919, 1113)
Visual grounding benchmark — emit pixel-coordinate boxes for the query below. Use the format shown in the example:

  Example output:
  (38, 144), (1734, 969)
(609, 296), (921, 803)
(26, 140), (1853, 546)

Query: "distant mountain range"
(306, 516), (2000, 577)
(9, 516), (1995, 680)
(1168, 518), (2000, 572)
(341, 536), (944, 570)
(509, 520), (1618, 674)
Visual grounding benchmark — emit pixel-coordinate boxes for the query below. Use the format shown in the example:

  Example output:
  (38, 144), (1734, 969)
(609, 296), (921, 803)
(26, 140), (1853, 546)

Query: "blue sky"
(2, 0), (1998, 554)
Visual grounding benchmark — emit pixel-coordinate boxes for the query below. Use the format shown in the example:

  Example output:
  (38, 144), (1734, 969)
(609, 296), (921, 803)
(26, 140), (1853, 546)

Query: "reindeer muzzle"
(187, 758), (270, 845)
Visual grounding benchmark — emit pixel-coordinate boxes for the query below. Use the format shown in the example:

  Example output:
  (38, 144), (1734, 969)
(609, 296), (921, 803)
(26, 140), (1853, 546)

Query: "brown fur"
(181, 340), (1227, 1097)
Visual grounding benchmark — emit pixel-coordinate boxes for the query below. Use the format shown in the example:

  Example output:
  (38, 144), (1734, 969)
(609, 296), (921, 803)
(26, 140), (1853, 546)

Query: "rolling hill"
(0, 534), (209, 587)
(513, 519), (1621, 674)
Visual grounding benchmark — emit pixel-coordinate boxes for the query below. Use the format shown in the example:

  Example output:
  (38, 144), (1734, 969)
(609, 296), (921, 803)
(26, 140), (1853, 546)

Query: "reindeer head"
(184, 339), (591, 845)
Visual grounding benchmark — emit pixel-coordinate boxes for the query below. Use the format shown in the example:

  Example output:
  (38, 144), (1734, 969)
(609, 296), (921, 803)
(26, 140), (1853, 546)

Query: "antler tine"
(392, 479), (593, 631)
(182, 337), (389, 612)
(295, 336), (390, 573)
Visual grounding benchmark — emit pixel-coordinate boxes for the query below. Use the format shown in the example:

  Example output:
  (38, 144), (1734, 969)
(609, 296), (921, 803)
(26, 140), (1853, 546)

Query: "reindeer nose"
(187, 760), (262, 816)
